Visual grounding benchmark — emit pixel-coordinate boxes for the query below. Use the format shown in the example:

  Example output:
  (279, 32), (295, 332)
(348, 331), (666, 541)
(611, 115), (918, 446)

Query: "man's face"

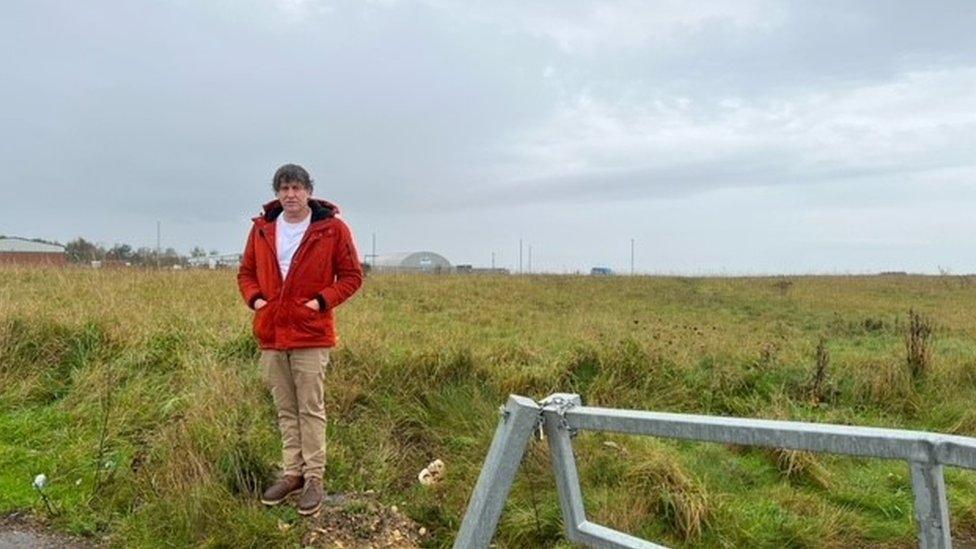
(277, 181), (312, 216)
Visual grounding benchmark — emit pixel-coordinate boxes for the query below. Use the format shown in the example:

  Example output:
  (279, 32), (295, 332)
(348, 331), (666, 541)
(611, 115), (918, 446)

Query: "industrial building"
(455, 265), (510, 275)
(0, 237), (67, 266)
(369, 251), (452, 273)
(186, 253), (242, 269)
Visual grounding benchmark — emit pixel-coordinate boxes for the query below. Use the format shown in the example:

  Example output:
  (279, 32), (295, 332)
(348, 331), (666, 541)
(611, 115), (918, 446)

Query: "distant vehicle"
(590, 267), (614, 276)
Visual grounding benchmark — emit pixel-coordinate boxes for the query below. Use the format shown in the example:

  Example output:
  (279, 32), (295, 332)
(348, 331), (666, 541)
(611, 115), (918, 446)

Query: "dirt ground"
(294, 491), (425, 548)
(0, 513), (97, 549)
(2, 491), (425, 549)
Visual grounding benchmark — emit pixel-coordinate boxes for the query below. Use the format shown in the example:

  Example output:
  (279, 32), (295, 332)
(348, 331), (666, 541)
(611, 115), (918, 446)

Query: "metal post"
(454, 395), (540, 549)
(911, 461), (951, 549)
(543, 394), (663, 549)
(543, 395), (586, 539)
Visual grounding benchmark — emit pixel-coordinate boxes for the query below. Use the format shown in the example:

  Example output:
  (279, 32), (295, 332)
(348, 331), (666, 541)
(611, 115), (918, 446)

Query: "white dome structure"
(370, 251), (452, 273)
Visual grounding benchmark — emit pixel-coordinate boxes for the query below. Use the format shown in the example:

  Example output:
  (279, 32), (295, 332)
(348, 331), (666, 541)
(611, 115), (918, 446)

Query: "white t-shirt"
(276, 213), (311, 279)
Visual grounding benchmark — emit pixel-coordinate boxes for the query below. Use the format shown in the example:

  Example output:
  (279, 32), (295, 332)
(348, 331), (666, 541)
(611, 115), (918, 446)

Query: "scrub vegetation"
(2, 267), (976, 547)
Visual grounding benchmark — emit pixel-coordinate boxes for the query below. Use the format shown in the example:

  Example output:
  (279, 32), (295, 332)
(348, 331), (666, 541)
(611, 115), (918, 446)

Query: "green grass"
(2, 268), (976, 547)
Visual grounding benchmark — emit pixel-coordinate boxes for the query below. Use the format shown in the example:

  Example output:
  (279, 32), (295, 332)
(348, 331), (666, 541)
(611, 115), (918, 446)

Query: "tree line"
(62, 237), (221, 267)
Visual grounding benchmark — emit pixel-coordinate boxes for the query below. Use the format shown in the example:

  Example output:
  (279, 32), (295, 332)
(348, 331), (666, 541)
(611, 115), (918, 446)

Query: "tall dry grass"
(2, 268), (976, 546)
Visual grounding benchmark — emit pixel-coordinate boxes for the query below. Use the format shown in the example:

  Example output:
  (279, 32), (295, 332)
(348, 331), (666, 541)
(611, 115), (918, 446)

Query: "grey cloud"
(1, 0), (975, 272)
(447, 154), (974, 212)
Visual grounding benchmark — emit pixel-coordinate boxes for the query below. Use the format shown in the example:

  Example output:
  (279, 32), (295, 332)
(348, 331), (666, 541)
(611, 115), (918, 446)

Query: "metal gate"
(455, 393), (976, 549)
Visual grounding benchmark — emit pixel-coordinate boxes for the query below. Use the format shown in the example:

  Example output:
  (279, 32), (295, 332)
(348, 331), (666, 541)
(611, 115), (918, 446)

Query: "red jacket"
(237, 199), (363, 350)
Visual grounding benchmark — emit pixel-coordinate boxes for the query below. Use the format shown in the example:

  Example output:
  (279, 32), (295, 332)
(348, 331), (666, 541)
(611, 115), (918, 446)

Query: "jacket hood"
(258, 199), (338, 223)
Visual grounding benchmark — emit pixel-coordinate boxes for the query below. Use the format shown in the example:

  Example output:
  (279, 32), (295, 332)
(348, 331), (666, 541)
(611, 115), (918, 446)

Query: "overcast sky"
(2, 1), (975, 274)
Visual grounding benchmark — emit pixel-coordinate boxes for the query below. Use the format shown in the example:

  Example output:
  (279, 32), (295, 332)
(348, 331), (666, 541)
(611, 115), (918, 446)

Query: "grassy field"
(2, 267), (976, 547)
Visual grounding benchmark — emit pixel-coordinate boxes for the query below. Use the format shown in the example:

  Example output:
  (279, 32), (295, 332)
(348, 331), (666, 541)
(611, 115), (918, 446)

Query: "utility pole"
(491, 251), (495, 270)
(630, 238), (634, 276)
(518, 239), (523, 274)
(528, 245), (532, 274)
(156, 220), (161, 269)
(364, 233), (377, 266)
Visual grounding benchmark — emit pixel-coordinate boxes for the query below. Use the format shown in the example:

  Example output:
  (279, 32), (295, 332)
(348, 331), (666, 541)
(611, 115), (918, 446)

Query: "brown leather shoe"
(261, 475), (303, 506)
(297, 477), (324, 516)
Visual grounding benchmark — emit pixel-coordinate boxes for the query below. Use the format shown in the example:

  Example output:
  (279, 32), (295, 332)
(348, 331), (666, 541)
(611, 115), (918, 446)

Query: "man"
(237, 163), (363, 515)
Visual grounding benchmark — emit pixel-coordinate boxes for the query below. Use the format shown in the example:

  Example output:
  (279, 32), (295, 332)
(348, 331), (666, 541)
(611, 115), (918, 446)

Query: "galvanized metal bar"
(911, 462), (952, 549)
(542, 396), (587, 541)
(934, 438), (976, 470)
(454, 395), (540, 549)
(564, 407), (976, 464)
(543, 395), (665, 549)
(575, 521), (667, 549)
(457, 394), (976, 549)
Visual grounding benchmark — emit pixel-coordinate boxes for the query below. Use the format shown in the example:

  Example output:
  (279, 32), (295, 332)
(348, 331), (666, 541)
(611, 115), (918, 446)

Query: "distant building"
(590, 267), (614, 276)
(187, 253), (242, 269)
(0, 237), (67, 266)
(370, 251), (452, 273)
(456, 264), (510, 275)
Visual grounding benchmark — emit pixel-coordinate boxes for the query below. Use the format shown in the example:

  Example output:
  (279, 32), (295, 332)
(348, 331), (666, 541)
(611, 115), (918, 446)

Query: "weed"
(810, 337), (830, 404)
(773, 277), (794, 296)
(753, 341), (779, 371)
(906, 309), (932, 383)
(90, 361), (116, 500)
(862, 317), (886, 332)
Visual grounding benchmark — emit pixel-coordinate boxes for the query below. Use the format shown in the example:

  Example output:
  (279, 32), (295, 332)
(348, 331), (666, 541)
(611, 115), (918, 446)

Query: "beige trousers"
(259, 348), (330, 479)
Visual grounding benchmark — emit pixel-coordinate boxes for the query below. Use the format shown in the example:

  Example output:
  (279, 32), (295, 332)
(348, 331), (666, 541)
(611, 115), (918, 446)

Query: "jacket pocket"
(293, 298), (326, 338)
(253, 300), (276, 343)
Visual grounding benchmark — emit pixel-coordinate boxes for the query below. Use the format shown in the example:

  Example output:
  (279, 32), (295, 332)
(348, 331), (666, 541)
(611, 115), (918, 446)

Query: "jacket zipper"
(258, 227), (284, 288)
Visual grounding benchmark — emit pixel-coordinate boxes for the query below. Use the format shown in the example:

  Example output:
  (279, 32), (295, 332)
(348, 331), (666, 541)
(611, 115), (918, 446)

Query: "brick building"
(0, 237), (68, 266)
